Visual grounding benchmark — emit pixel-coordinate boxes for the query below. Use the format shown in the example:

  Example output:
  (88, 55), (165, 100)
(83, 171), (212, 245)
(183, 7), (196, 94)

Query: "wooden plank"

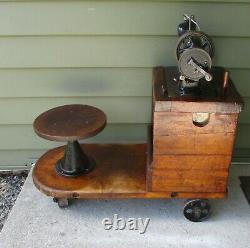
(0, 68), (151, 98)
(0, 97), (150, 124)
(151, 176), (227, 193)
(153, 155), (231, 170)
(152, 170), (228, 180)
(33, 144), (147, 196)
(0, 2), (248, 37)
(153, 133), (235, 155)
(154, 112), (238, 135)
(32, 143), (226, 199)
(155, 101), (242, 113)
(54, 191), (226, 199)
(0, 36), (248, 68)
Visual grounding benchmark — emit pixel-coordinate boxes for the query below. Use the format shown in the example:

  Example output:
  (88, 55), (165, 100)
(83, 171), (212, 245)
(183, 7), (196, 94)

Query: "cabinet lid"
(153, 66), (244, 113)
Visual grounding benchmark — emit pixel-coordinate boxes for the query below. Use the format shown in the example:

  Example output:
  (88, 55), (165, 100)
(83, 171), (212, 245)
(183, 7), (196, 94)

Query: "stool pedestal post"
(55, 141), (95, 177)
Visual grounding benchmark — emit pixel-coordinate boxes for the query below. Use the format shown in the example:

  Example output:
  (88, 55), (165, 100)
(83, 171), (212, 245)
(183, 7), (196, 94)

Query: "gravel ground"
(0, 171), (29, 232)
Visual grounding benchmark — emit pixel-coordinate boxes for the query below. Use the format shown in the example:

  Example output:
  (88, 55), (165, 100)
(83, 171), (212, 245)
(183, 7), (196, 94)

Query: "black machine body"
(175, 15), (215, 97)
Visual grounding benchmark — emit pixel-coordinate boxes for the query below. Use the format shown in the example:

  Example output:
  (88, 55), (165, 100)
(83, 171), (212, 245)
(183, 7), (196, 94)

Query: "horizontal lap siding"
(0, 97), (151, 124)
(0, 68), (248, 98)
(0, 36), (248, 68)
(0, 124), (148, 150)
(0, 1), (249, 168)
(0, 2), (249, 37)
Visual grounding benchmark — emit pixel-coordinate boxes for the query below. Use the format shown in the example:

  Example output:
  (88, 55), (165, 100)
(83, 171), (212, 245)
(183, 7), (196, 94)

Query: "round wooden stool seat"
(34, 104), (106, 142)
(33, 104), (107, 177)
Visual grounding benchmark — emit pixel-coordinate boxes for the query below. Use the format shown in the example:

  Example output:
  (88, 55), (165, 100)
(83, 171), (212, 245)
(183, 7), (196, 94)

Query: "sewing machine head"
(176, 14), (215, 96)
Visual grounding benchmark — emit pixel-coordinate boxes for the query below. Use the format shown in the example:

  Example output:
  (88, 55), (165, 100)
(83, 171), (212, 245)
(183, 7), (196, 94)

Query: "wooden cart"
(32, 66), (243, 222)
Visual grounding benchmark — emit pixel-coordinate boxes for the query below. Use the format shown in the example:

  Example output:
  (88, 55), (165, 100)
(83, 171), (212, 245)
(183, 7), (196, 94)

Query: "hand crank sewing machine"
(32, 15), (243, 222)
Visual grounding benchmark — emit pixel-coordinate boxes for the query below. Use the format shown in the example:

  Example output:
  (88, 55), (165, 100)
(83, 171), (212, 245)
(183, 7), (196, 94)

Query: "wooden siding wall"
(0, 0), (250, 169)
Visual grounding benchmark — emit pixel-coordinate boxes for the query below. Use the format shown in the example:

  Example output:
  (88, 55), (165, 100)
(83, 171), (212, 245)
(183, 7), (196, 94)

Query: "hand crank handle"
(188, 58), (213, 82)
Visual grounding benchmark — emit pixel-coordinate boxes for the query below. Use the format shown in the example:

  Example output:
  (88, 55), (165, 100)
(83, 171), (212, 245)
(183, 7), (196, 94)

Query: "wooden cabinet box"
(148, 67), (243, 194)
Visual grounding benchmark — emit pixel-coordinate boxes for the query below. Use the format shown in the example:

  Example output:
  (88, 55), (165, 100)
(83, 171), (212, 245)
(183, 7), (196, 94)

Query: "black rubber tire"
(183, 199), (211, 222)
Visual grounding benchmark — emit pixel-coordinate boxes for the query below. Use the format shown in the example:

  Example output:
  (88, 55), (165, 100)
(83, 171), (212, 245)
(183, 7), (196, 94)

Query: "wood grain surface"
(153, 133), (235, 155)
(153, 155), (231, 170)
(150, 67), (242, 193)
(32, 143), (226, 199)
(151, 177), (227, 193)
(33, 144), (146, 197)
(154, 112), (238, 135)
(33, 104), (107, 141)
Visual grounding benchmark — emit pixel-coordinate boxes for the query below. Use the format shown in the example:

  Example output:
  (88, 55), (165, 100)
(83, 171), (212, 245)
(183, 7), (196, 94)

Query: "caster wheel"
(183, 199), (211, 222)
(53, 198), (69, 208)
